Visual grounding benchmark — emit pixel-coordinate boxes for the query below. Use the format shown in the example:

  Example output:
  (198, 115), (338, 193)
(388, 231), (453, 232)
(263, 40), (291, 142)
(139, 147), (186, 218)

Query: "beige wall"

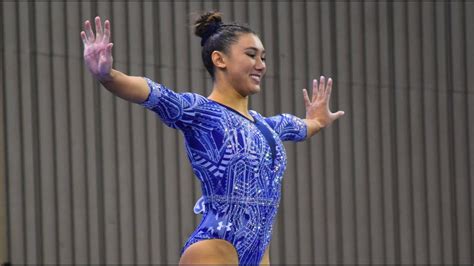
(1, 1), (473, 264)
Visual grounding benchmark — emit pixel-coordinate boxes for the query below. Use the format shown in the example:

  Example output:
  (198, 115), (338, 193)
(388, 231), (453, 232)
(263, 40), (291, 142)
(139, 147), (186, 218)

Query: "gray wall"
(1, 1), (473, 264)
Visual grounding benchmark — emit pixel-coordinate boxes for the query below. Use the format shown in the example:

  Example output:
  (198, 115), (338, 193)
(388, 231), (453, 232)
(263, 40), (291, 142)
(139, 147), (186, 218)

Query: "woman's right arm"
(81, 16), (149, 104)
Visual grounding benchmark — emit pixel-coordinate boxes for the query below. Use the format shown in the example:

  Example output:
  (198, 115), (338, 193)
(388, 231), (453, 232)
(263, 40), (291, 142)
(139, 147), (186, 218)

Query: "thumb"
(334, 111), (345, 119)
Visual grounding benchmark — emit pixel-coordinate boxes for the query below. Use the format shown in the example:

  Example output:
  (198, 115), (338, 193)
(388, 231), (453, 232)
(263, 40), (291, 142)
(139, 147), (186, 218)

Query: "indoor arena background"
(1, 1), (473, 265)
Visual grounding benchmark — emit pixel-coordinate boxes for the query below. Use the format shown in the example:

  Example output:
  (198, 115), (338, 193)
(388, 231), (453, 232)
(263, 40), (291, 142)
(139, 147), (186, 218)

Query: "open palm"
(303, 76), (344, 129)
(80, 16), (113, 81)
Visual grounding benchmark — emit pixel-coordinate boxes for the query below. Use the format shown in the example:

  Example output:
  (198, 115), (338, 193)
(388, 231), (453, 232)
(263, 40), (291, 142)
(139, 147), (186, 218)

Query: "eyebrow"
(245, 47), (266, 54)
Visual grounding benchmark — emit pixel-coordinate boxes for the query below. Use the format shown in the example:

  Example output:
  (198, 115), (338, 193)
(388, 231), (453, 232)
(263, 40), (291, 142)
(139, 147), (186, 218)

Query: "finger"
(83, 21), (90, 43)
(303, 88), (310, 107)
(80, 31), (88, 45)
(95, 16), (103, 42)
(84, 20), (95, 42)
(326, 78), (333, 100)
(312, 79), (318, 102)
(318, 75), (326, 99)
(103, 20), (111, 43)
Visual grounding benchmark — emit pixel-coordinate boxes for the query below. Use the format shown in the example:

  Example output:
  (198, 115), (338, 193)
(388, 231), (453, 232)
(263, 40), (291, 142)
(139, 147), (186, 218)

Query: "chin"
(248, 86), (261, 95)
(236, 83), (261, 97)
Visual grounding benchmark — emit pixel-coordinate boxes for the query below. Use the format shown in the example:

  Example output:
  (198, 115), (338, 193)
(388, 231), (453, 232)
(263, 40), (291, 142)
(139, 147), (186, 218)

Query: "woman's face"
(223, 33), (266, 96)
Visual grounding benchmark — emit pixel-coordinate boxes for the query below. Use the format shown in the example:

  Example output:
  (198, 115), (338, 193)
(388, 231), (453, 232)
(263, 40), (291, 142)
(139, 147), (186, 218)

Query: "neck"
(207, 77), (250, 117)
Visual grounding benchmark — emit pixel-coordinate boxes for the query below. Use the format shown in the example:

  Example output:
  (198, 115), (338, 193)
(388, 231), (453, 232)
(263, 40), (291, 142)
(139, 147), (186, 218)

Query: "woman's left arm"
(302, 76), (345, 139)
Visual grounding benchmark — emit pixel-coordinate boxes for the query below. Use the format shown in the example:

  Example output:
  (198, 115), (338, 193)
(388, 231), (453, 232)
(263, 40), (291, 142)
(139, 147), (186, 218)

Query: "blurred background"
(1, 1), (473, 264)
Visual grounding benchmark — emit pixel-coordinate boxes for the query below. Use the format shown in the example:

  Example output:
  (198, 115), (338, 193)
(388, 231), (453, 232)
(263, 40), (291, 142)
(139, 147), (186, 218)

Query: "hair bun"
(194, 11), (223, 46)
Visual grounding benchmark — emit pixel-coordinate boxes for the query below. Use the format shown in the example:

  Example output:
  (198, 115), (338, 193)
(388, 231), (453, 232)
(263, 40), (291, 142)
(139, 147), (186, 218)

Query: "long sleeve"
(140, 77), (206, 130)
(264, 113), (307, 142)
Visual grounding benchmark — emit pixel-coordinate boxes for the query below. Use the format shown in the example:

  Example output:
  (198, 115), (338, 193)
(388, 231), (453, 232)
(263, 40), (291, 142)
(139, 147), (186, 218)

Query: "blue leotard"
(140, 78), (307, 265)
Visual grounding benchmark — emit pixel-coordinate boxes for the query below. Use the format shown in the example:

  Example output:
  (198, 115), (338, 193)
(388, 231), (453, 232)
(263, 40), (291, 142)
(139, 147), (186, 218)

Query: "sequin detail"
(140, 78), (307, 265)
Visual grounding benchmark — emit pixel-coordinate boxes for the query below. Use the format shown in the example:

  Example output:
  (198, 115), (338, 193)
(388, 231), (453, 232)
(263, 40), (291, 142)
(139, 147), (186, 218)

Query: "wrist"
(96, 69), (116, 84)
(303, 119), (322, 137)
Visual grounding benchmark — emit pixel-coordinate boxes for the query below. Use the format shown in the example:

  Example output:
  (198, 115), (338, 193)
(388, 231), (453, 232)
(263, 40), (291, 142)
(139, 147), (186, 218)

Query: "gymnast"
(81, 11), (344, 265)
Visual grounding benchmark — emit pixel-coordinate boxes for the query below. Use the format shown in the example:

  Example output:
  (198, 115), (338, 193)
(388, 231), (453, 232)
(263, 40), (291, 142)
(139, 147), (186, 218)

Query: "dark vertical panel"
(393, 2), (415, 263)
(233, 1), (247, 24)
(379, 4), (393, 264)
(78, 2), (103, 263)
(450, 2), (471, 263)
(144, 2), (165, 264)
(3, 1), (25, 263)
(465, 1), (474, 261)
(79, 2), (102, 264)
(218, 1), (233, 23)
(35, 2), (58, 263)
(276, 2), (298, 264)
(127, 2), (149, 264)
(248, 1), (264, 114)
(291, 1), (311, 263)
(157, 2), (181, 262)
(435, 2), (456, 263)
(443, 3), (458, 264)
(407, 2), (429, 264)
(66, 2), (89, 264)
(203, 1), (215, 95)
(378, 2), (400, 263)
(189, 1), (206, 228)
(18, 1), (40, 263)
(261, 1), (277, 118)
(111, 2), (134, 264)
(334, 1), (356, 264)
(261, 2), (281, 262)
(363, 1), (385, 264)
(28, 2), (44, 262)
(173, 0), (195, 248)
(305, 1), (328, 264)
(93, 2), (120, 263)
(0, 0), (6, 263)
(176, 0), (193, 247)
(349, 2), (371, 263)
(420, 2), (443, 264)
(320, 1), (341, 264)
(51, 2), (74, 264)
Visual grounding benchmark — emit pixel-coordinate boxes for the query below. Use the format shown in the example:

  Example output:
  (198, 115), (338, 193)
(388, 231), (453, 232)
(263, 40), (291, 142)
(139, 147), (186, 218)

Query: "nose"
(255, 57), (266, 72)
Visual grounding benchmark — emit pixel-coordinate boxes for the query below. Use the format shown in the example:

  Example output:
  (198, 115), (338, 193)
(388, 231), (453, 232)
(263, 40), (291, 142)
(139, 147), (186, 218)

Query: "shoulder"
(249, 110), (264, 119)
(180, 92), (209, 107)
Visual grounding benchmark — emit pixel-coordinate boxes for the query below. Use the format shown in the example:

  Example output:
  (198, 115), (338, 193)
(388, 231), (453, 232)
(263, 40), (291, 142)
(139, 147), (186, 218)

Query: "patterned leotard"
(140, 78), (307, 265)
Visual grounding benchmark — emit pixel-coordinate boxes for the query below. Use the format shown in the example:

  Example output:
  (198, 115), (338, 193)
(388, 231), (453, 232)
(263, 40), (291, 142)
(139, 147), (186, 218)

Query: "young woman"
(81, 11), (344, 265)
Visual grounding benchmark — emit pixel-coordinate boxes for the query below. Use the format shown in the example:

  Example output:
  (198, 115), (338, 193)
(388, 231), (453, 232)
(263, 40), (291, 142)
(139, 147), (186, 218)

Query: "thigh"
(179, 239), (239, 265)
(259, 246), (270, 265)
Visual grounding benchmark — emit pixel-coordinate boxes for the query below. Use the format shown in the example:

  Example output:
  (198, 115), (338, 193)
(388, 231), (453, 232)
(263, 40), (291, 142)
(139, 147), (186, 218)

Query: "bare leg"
(179, 239), (239, 265)
(260, 246), (270, 265)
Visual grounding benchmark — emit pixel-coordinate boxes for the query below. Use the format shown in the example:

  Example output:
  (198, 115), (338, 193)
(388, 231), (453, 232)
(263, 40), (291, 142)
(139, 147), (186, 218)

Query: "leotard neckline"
(207, 98), (256, 123)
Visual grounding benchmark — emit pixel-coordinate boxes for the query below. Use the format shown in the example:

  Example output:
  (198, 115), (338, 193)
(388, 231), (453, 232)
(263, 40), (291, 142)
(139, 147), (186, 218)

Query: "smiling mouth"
(250, 74), (261, 83)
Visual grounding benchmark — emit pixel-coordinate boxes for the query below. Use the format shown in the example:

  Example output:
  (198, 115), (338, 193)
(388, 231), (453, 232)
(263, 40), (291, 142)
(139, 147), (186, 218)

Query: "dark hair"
(194, 11), (256, 79)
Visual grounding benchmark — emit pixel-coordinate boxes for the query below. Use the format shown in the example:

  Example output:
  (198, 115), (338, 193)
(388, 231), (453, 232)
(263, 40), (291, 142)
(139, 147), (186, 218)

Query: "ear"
(211, 51), (227, 70)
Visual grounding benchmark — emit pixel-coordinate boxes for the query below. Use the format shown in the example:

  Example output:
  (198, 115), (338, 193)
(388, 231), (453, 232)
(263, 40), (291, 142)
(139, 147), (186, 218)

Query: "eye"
(261, 57), (266, 62)
(246, 53), (256, 58)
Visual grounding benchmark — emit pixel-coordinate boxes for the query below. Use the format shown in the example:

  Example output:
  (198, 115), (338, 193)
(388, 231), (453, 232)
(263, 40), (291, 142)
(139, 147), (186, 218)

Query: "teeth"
(250, 75), (261, 82)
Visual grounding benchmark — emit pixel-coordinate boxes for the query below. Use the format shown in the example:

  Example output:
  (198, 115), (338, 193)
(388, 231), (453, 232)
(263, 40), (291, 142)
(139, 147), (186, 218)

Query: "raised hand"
(303, 76), (344, 133)
(80, 16), (113, 82)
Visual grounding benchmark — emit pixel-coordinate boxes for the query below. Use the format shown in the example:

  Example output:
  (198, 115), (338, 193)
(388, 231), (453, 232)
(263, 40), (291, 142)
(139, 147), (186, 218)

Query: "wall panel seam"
(1, 2), (9, 263)
(445, 2), (459, 264)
